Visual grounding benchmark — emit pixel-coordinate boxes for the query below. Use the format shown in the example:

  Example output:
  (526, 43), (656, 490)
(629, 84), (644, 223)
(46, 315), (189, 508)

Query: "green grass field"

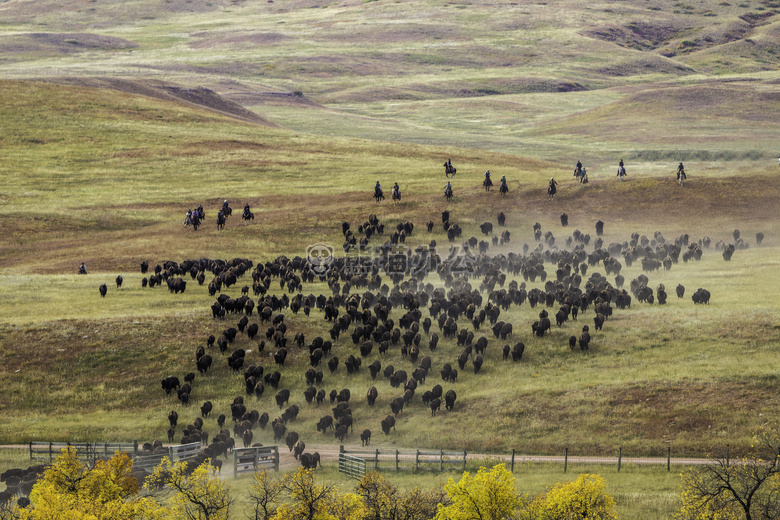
(1, 0), (779, 517)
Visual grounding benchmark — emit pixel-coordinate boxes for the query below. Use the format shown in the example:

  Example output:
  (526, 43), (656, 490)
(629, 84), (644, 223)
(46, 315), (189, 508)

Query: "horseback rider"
(223, 199), (229, 210)
(575, 160), (582, 178)
(393, 182), (400, 197)
(677, 162), (686, 180)
(444, 181), (452, 193)
(549, 177), (558, 191)
(78, 262), (87, 275)
(185, 209), (192, 227)
(447, 159), (453, 170)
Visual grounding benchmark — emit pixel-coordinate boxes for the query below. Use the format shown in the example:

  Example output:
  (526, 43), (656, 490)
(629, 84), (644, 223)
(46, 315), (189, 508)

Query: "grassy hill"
(0, 1), (779, 517)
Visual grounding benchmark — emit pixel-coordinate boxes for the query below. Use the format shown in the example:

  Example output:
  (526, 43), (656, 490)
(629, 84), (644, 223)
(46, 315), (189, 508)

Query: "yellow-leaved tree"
(525, 473), (618, 520)
(435, 464), (525, 520)
(355, 471), (444, 520)
(17, 447), (162, 520)
(269, 467), (367, 520)
(146, 457), (233, 520)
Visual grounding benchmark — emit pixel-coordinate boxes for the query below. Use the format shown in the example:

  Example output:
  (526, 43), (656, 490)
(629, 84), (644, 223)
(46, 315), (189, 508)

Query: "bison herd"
(85, 209), (764, 476)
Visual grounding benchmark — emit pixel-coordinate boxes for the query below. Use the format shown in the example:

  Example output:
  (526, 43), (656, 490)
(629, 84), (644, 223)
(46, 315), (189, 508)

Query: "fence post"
(463, 449), (467, 471)
(134, 440), (138, 455)
(511, 449), (515, 472)
(233, 451), (237, 479)
(564, 447), (568, 473)
(415, 449), (419, 472)
(49, 442), (53, 463)
(440, 449), (444, 472)
(375, 448), (379, 471)
(667, 447), (671, 472)
(617, 448), (622, 472)
(29, 442), (32, 461)
(274, 446), (279, 472)
(340, 445), (344, 458)
(726, 444), (730, 468)
(396, 450), (399, 471)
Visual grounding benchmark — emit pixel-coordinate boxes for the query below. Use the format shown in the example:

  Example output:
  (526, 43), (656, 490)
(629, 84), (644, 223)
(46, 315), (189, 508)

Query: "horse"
(676, 170), (686, 186)
(374, 188), (384, 203)
(217, 211), (226, 230)
(242, 209), (254, 221)
(191, 211), (202, 231)
(499, 182), (508, 196)
(391, 188), (401, 204)
(547, 182), (557, 200)
(573, 166), (582, 181)
(222, 204), (232, 217)
(617, 166), (626, 180)
(444, 187), (453, 202)
(444, 163), (456, 177)
(483, 177), (493, 192)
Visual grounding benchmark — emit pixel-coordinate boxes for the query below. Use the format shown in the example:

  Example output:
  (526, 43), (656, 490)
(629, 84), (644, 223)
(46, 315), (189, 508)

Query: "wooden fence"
(339, 445), (718, 474)
(340, 446), (467, 472)
(30, 441), (139, 463)
(30, 441), (203, 471)
(338, 453), (367, 478)
(133, 442), (203, 471)
(233, 446), (279, 477)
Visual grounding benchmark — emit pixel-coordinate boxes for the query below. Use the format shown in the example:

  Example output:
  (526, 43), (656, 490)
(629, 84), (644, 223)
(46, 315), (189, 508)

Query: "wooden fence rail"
(30, 441), (203, 471)
(233, 446), (279, 477)
(340, 446), (467, 472)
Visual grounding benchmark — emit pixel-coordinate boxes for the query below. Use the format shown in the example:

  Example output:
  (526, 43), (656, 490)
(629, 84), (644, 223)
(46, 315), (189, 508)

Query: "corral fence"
(30, 441), (139, 463)
(339, 445), (467, 474)
(340, 445), (719, 475)
(507, 447), (716, 473)
(29, 441), (203, 471)
(338, 453), (367, 479)
(233, 445), (279, 478)
(133, 442), (203, 471)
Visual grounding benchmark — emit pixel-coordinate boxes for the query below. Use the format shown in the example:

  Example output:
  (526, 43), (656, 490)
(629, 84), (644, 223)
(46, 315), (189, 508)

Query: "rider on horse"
(677, 162), (686, 180)
(548, 177), (558, 197)
(483, 170), (493, 190)
(574, 160), (582, 179)
(392, 182), (400, 196)
(617, 159), (626, 179)
(78, 262), (87, 275)
(444, 159), (455, 176)
(499, 175), (508, 194)
(444, 181), (452, 194)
